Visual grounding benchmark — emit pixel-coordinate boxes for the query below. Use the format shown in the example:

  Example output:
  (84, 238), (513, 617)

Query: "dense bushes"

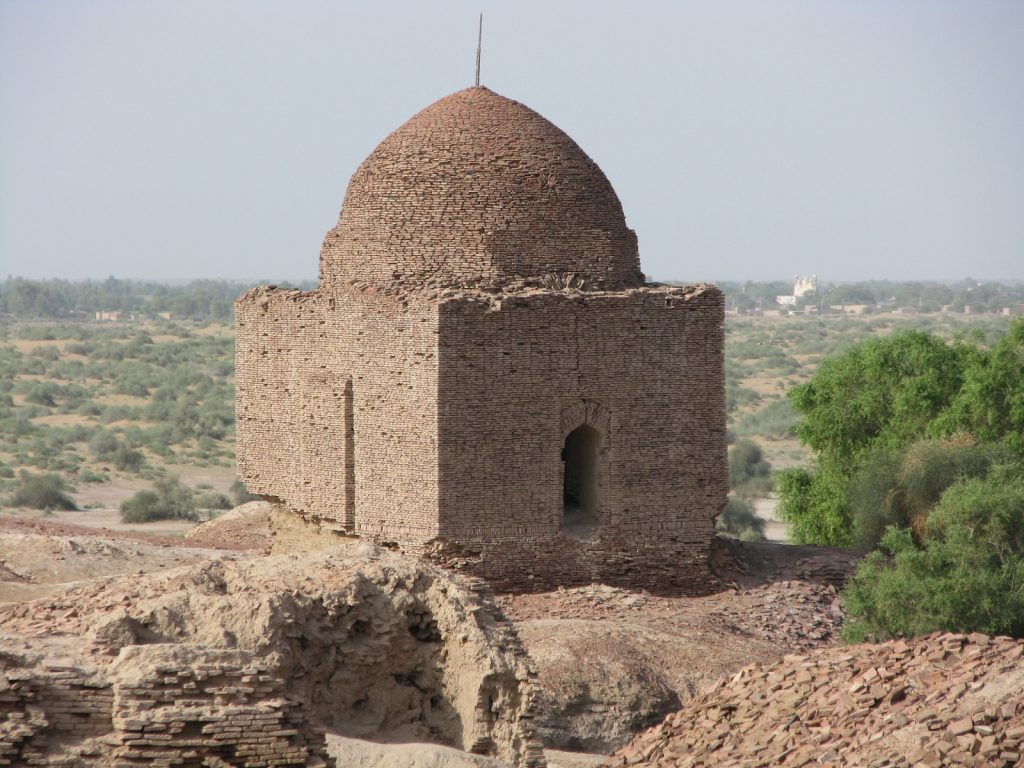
(719, 439), (773, 541)
(729, 439), (773, 497)
(848, 439), (1007, 547)
(733, 398), (799, 439)
(120, 476), (197, 523)
(777, 326), (1013, 545)
(776, 319), (1024, 638)
(716, 496), (766, 541)
(7, 471), (76, 510)
(843, 465), (1024, 641)
(120, 476), (235, 523)
(229, 478), (258, 506)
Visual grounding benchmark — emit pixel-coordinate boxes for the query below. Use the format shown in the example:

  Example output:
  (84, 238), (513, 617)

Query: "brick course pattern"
(0, 645), (331, 767)
(319, 87), (644, 292)
(236, 86), (728, 592)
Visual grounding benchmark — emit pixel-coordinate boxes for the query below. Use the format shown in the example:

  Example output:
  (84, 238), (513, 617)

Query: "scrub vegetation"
(775, 317), (1024, 640)
(0, 276), (1018, 558)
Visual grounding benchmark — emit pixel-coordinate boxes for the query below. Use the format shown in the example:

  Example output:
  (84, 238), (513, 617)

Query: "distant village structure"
(776, 275), (817, 307)
(235, 86), (728, 591)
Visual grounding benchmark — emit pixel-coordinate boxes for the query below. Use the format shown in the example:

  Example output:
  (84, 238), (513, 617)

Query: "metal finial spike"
(475, 13), (482, 87)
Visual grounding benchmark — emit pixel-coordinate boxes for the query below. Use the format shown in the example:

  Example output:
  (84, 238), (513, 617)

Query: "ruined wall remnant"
(0, 645), (330, 768)
(0, 546), (543, 767)
(236, 85), (728, 592)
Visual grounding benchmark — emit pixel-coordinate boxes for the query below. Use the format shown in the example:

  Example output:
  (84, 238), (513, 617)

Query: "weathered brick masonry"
(236, 86), (727, 592)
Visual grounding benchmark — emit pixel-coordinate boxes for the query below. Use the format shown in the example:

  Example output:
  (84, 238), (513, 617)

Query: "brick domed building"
(236, 87), (727, 591)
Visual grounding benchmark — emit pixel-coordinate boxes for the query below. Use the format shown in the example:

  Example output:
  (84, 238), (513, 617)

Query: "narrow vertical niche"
(343, 378), (355, 529)
(562, 424), (601, 539)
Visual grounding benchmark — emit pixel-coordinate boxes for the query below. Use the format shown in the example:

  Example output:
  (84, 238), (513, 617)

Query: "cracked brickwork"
(236, 86), (727, 592)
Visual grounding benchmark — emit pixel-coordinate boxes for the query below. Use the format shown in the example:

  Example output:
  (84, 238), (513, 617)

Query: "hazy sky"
(1, 1), (1022, 283)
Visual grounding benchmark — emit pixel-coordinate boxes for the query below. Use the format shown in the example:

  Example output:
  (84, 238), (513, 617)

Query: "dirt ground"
(0, 508), (863, 760)
(753, 495), (787, 541)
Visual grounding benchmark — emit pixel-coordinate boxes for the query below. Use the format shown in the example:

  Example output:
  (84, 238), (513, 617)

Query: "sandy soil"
(754, 495), (788, 542)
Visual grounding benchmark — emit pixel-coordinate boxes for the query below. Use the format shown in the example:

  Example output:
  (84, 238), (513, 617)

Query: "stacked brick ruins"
(0, 546), (544, 766)
(0, 645), (330, 767)
(236, 86), (727, 592)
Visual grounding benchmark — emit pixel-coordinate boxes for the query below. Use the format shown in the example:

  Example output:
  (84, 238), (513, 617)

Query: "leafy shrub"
(8, 471), (76, 510)
(120, 476), (197, 523)
(716, 496), (766, 541)
(195, 490), (232, 510)
(726, 382), (760, 415)
(849, 439), (1007, 548)
(734, 398), (799, 439)
(113, 445), (146, 473)
(843, 465), (1024, 641)
(777, 464), (852, 546)
(88, 430), (121, 460)
(729, 439), (773, 496)
(933, 320), (1024, 452)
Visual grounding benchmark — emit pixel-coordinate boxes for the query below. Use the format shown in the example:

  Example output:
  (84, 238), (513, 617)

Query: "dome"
(319, 87), (643, 290)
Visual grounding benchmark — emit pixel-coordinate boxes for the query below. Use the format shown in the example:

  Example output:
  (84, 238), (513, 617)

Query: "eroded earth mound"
(500, 579), (844, 753)
(0, 544), (544, 767)
(184, 500), (273, 551)
(613, 632), (1024, 767)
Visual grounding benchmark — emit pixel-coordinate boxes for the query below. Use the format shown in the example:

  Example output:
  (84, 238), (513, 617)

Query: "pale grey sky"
(1, 1), (1022, 283)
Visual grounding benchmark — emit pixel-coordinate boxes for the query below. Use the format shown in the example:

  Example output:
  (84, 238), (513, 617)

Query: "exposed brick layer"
(0, 645), (331, 767)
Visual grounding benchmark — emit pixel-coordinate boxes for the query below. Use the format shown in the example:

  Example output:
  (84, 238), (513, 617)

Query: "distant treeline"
(0, 277), (315, 321)
(715, 279), (1024, 313)
(3, 276), (1023, 320)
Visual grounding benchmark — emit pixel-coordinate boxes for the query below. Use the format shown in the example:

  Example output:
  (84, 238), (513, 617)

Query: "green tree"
(843, 465), (1024, 641)
(934, 319), (1024, 452)
(779, 330), (972, 545)
(790, 330), (970, 463)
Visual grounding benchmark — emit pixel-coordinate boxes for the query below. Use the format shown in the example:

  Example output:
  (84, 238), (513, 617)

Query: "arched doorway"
(562, 424), (601, 538)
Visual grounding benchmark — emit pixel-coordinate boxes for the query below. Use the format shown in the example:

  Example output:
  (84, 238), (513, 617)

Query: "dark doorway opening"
(562, 424), (601, 538)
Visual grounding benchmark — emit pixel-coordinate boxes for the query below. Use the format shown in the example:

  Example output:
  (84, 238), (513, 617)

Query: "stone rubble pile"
(613, 632), (1024, 767)
(707, 580), (844, 653)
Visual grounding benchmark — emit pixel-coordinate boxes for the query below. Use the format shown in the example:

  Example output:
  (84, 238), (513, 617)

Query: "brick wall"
(431, 284), (727, 591)
(0, 645), (331, 767)
(236, 286), (441, 541)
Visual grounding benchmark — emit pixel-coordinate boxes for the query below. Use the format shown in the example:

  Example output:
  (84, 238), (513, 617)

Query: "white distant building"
(777, 274), (817, 307)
